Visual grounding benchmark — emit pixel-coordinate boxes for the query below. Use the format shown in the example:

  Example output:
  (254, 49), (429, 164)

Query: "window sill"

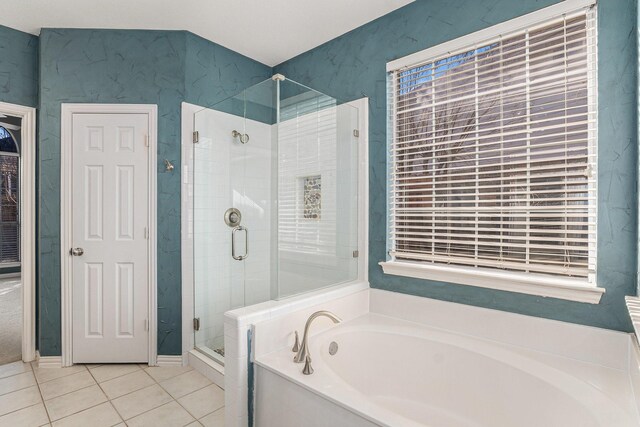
(379, 261), (604, 304)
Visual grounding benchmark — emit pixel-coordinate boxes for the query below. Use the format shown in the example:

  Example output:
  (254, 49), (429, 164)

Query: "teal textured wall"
(37, 29), (271, 356)
(0, 25), (38, 107)
(4, 0), (637, 357)
(276, 0), (638, 331)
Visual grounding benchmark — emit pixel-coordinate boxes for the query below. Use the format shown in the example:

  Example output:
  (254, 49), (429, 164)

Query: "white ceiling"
(2, 0), (413, 66)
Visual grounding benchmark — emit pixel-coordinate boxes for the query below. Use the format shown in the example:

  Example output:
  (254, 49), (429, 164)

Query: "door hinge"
(193, 131), (199, 143)
(353, 129), (359, 138)
(193, 318), (200, 331)
(353, 250), (359, 258)
(144, 227), (148, 239)
(144, 135), (149, 147)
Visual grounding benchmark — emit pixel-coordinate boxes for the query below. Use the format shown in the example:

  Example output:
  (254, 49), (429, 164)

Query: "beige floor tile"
(199, 407), (225, 427)
(44, 384), (107, 421)
(51, 402), (121, 427)
(39, 371), (96, 400)
(89, 364), (141, 383)
(159, 370), (211, 399)
(100, 370), (155, 400)
(126, 401), (195, 427)
(90, 364), (140, 383)
(178, 385), (224, 419)
(84, 364), (103, 370)
(110, 383), (172, 420)
(33, 365), (86, 384)
(0, 385), (42, 416)
(0, 402), (49, 426)
(0, 361), (32, 380)
(0, 371), (36, 396)
(186, 422), (203, 427)
(144, 365), (192, 382)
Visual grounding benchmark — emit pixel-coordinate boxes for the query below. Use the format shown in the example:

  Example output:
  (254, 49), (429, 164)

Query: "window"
(382, 1), (602, 303)
(0, 126), (19, 265)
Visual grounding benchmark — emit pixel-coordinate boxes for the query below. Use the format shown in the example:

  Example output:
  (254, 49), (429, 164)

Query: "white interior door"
(71, 113), (149, 363)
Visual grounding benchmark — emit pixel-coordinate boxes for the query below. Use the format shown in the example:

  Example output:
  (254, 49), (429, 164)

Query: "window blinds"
(388, 7), (597, 281)
(0, 154), (19, 264)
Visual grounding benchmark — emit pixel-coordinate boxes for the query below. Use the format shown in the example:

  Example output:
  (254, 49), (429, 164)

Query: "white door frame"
(60, 104), (158, 367)
(0, 101), (36, 362)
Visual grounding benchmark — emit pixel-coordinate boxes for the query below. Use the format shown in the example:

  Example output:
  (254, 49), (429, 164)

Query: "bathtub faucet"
(293, 310), (342, 374)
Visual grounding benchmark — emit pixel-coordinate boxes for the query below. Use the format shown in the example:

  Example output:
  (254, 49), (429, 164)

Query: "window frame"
(380, 0), (604, 304)
(0, 126), (20, 266)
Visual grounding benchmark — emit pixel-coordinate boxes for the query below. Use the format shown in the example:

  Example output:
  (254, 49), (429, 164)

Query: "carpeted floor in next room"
(0, 277), (21, 365)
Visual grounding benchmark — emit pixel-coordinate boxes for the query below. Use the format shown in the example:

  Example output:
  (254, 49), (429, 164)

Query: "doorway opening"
(0, 119), (21, 365)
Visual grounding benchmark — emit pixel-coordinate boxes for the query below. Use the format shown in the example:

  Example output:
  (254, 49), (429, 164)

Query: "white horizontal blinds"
(389, 8), (597, 280)
(278, 95), (339, 254)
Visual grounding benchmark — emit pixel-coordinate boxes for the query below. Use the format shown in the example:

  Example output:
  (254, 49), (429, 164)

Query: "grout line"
(0, 362), (222, 426)
(104, 401), (124, 427)
(0, 371), (37, 397)
(199, 406), (225, 423)
(0, 361), (33, 382)
(38, 370), (97, 400)
(96, 369), (159, 402)
(85, 364), (143, 384)
(33, 365), (89, 386)
(31, 363), (53, 426)
(172, 387), (216, 421)
(41, 368), (112, 424)
(0, 401), (43, 421)
(114, 388), (172, 422)
(45, 390), (107, 423)
(85, 365), (119, 421)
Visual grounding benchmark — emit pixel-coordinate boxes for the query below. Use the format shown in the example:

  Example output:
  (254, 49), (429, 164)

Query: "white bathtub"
(255, 312), (640, 427)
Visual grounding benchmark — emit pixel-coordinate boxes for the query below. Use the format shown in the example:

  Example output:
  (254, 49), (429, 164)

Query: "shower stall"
(191, 75), (360, 364)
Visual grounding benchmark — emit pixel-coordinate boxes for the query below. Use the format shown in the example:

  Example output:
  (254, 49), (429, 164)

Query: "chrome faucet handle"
(294, 310), (342, 363)
(302, 355), (314, 375)
(292, 331), (300, 353)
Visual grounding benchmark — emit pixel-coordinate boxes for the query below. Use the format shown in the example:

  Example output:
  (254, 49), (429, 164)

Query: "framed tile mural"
(303, 175), (321, 220)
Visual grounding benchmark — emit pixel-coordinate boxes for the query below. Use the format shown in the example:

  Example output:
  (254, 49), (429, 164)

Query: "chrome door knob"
(70, 248), (84, 256)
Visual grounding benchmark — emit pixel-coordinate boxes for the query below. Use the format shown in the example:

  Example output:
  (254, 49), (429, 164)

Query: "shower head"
(232, 130), (249, 144)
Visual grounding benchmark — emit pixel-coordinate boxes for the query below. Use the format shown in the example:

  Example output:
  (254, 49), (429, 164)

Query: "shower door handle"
(232, 226), (248, 261)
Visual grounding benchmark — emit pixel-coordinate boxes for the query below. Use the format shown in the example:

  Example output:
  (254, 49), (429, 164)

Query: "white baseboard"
(156, 355), (184, 367)
(36, 352), (62, 369)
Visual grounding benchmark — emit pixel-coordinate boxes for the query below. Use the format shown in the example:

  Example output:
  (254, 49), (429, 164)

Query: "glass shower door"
(192, 106), (248, 364)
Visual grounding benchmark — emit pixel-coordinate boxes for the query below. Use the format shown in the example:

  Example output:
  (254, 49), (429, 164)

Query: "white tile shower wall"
(191, 107), (273, 354)
(277, 103), (359, 298)
(223, 99), (369, 427)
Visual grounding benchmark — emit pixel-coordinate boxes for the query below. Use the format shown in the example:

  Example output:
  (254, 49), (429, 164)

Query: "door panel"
(72, 113), (149, 363)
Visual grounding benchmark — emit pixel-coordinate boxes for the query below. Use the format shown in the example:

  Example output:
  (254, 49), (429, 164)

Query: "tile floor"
(0, 360), (224, 426)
